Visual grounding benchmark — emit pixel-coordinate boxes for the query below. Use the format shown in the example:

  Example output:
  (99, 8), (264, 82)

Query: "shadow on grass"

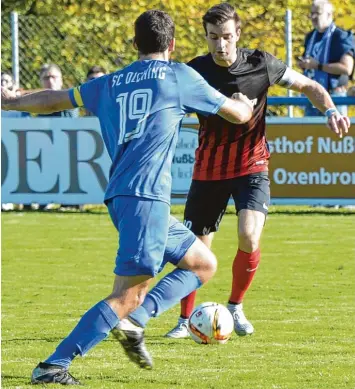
(1, 208), (108, 215)
(2, 337), (65, 343)
(4, 205), (355, 216)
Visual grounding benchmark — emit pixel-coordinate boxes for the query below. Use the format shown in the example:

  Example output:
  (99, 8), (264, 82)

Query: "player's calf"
(164, 240), (217, 339)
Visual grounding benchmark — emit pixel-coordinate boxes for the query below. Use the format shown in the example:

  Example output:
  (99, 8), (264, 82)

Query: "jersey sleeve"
(174, 63), (226, 115)
(337, 29), (355, 58)
(68, 76), (107, 115)
(264, 52), (288, 86)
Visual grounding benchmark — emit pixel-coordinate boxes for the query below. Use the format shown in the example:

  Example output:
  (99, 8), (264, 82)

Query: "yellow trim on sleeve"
(73, 87), (84, 107)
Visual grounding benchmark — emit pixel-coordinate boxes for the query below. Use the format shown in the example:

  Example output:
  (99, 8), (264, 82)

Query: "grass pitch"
(2, 209), (355, 389)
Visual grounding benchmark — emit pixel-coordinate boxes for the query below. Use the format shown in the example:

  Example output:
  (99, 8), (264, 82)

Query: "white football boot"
(164, 317), (190, 338)
(227, 303), (254, 336)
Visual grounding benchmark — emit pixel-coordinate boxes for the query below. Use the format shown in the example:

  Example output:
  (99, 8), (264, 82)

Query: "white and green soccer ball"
(188, 302), (234, 344)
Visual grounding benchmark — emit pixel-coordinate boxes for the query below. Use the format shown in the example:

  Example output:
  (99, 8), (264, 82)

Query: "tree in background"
(1, 0), (354, 105)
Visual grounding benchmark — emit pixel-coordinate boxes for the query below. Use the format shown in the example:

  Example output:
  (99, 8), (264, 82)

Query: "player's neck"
(212, 51), (237, 68)
(139, 52), (169, 62)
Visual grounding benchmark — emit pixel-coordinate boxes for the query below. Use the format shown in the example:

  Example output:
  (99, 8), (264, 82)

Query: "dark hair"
(202, 3), (241, 35)
(86, 65), (106, 79)
(134, 10), (175, 55)
(39, 63), (62, 78)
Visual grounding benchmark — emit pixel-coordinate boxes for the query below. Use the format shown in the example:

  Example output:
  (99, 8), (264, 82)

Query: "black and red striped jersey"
(188, 49), (287, 180)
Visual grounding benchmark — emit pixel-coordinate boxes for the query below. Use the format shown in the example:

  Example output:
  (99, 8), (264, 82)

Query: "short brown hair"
(134, 10), (175, 55)
(202, 3), (241, 35)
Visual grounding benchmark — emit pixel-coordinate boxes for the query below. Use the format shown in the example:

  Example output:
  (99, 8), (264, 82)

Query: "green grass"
(2, 211), (355, 389)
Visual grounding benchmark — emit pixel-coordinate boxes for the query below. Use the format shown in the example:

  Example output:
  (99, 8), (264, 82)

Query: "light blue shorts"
(107, 196), (196, 277)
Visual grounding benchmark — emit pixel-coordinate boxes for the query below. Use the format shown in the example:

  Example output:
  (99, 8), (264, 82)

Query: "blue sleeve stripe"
(68, 87), (84, 107)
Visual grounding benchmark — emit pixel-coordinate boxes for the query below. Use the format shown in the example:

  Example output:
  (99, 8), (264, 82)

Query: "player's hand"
(327, 111), (351, 138)
(1, 86), (17, 110)
(231, 92), (254, 111)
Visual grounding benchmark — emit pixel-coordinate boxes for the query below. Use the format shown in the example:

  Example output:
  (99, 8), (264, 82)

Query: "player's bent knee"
(238, 230), (260, 252)
(199, 249), (217, 283)
(238, 209), (265, 252)
(178, 238), (217, 284)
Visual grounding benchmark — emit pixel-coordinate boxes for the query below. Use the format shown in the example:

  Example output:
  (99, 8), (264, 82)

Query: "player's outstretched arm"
(216, 92), (253, 124)
(278, 69), (351, 138)
(1, 87), (74, 114)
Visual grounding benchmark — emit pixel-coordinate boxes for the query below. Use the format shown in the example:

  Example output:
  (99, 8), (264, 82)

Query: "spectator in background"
(37, 64), (79, 210)
(37, 64), (79, 118)
(86, 65), (106, 81)
(297, 0), (355, 116)
(348, 85), (355, 96)
(1, 71), (15, 91)
(84, 66), (107, 116)
(1, 72), (30, 211)
(1, 72), (29, 118)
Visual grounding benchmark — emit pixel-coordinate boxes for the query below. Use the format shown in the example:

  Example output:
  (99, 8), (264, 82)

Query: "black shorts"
(183, 172), (270, 235)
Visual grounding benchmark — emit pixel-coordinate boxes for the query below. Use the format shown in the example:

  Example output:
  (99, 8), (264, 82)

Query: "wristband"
(324, 108), (338, 118)
(317, 63), (323, 71)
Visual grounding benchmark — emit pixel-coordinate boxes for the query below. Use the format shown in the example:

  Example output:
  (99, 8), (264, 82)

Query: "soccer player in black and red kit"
(164, 3), (351, 338)
(121, 3), (348, 340)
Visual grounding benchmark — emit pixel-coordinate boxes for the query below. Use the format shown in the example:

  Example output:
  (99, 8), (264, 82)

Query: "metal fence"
(2, 11), (354, 118)
(2, 10), (296, 92)
(2, 9), (297, 92)
(1, 12), (130, 90)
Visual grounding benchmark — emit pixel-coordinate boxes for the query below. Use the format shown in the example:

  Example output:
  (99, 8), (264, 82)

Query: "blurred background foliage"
(1, 0), (355, 115)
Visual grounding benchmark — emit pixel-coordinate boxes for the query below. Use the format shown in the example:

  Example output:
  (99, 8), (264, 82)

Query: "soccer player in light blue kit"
(1, 10), (253, 385)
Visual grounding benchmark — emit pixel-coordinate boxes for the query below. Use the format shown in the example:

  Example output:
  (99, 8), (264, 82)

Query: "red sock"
(229, 248), (260, 304)
(180, 290), (197, 319)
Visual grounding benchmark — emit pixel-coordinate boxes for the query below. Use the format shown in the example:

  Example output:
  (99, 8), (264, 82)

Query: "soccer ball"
(188, 302), (234, 344)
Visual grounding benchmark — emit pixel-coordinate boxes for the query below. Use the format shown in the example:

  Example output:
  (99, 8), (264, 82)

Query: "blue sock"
(129, 269), (202, 328)
(45, 300), (119, 369)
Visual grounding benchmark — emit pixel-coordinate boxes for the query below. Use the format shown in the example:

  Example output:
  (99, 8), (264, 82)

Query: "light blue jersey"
(69, 60), (226, 204)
